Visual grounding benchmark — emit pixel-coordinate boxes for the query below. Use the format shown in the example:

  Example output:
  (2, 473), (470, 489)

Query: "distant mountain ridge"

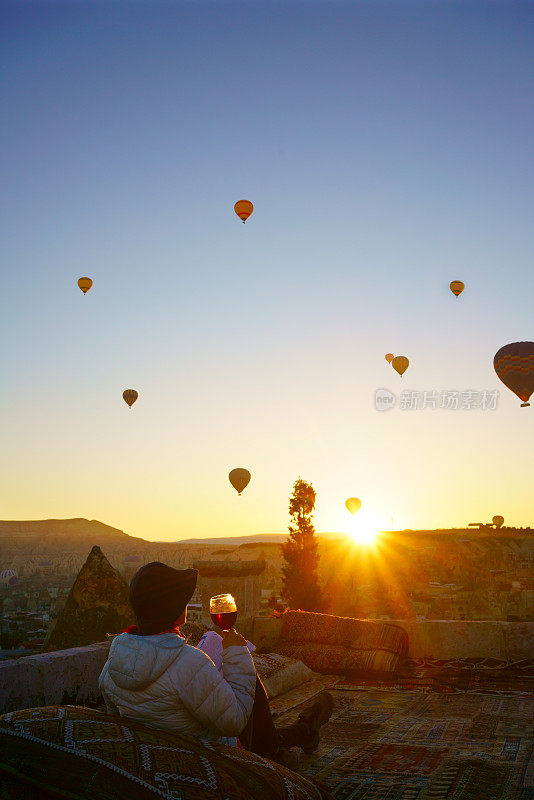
(0, 519), (346, 547)
(0, 519), (332, 580)
(0, 518), (142, 544)
(175, 532), (346, 545)
(0, 519), (218, 577)
(0, 519), (346, 578)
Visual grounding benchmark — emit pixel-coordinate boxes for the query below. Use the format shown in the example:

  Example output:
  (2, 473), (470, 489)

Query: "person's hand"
(221, 628), (247, 649)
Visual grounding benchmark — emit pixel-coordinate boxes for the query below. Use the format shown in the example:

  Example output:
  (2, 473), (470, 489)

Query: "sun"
(344, 510), (381, 547)
(351, 524), (379, 545)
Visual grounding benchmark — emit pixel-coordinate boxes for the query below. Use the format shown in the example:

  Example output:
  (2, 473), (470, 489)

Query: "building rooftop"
(1, 616), (534, 799)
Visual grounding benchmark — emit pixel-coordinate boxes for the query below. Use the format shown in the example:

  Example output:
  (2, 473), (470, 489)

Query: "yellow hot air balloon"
(229, 468), (251, 495)
(78, 277), (93, 295)
(392, 356), (409, 376)
(123, 389), (138, 408)
(450, 280), (465, 298)
(345, 497), (362, 515)
(234, 200), (254, 223)
(385, 353), (394, 364)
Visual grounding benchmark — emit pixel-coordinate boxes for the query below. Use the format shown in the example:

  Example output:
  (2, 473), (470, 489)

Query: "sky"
(1, 0), (533, 542)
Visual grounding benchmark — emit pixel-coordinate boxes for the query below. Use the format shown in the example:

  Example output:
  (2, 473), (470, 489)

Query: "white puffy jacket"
(98, 631), (256, 744)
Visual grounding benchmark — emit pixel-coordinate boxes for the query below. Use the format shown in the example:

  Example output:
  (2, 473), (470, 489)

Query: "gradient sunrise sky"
(1, 1), (533, 542)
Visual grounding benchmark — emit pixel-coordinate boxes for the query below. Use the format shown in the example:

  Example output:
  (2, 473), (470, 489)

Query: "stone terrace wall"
(0, 642), (110, 714)
(2, 620), (534, 715)
(252, 617), (534, 661)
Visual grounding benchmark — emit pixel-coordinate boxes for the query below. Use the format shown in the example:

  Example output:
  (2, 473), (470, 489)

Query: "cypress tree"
(281, 478), (323, 611)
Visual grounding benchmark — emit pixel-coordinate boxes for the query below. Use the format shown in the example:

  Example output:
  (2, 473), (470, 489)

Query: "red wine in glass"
(209, 594), (238, 632)
(210, 610), (238, 631)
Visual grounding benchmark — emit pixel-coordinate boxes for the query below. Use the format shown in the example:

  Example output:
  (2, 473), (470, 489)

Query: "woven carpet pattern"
(0, 705), (332, 800)
(333, 658), (534, 695)
(274, 688), (534, 799)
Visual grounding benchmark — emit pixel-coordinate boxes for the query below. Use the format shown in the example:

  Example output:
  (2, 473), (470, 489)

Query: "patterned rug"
(274, 689), (534, 799)
(0, 705), (332, 800)
(269, 676), (337, 718)
(332, 658), (534, 696)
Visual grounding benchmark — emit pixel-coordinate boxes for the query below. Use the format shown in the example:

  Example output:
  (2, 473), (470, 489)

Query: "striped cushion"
(275, 611), (408, 675)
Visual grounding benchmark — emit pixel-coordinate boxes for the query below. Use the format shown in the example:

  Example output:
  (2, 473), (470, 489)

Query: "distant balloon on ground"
(234, 200), (253, 223)
(123, 389), (138, 408)
(0, 569), (18, 587)
(494, 342), (534, 407)
(450, 280), (465, 297)
(78, 277), (93, 295)
(392, 356), (409, 376)
(345, 497), (362, 515)
(385, 353), (394, 364)
(229, 468), (251, 495)
(492, 515), (504, 529)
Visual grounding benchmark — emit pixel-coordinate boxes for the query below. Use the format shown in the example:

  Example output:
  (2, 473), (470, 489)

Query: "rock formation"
(44, 545), (135, 651)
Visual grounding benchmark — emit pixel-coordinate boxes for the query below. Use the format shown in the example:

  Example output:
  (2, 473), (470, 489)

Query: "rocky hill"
(43, 545), (135, 651)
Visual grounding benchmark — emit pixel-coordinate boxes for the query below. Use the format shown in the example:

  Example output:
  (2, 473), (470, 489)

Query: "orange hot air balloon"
(492, 515), (504, 529)
(229, 468), (251, 495)
(392, 356), (409, 376)
(385, 353), (394, 364)
(345, 497), (362, 515)
(234, 200), (254, 223)
(78, 277), (93, 295)
(123, 389), (138, 408)
(450, 280), (465, 298)
(494, 342), (534, 407)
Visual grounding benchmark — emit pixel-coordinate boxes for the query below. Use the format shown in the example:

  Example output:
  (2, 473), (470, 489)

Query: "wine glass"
(210, 593), (237, 632)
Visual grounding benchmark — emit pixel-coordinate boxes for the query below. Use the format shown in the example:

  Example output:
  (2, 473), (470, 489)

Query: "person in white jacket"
(99, 562), (333, 764)
(99, 562), (256, 746)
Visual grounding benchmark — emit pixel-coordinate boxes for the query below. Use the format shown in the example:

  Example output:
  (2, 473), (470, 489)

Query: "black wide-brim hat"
(129, 562), (198, 635)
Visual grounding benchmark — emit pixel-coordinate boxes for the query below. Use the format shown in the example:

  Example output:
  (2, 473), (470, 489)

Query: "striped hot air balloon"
(78, 277), (93, 294)
(450, 280), (465, 297)
(494, 342), (534, 407)
(0, 569), (18, 587)
(392, 356), (409, 377)
(123, 389), (139, 408)
(234, 200), (254, 223)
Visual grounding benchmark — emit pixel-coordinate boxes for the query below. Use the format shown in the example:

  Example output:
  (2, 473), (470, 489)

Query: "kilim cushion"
(253, 653), (314, 698)
(275, 611), (408, 675)
(0, 705), (332, 800)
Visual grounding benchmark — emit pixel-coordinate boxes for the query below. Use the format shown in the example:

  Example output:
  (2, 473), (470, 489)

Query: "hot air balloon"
(385, 353), (394, 364)
(494, 342), (534, 407)
(493, 515), (504, 529)
(450, 280), (465, 298)
(345, 497), (362, 515)
(0, 569), (18, 587)
(229, 468), (251, 495)
(123, 389), (138, 408)
(392, 356), (409, 377)
(234, 200), (253, 223)
(78, 277), (93, 295)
